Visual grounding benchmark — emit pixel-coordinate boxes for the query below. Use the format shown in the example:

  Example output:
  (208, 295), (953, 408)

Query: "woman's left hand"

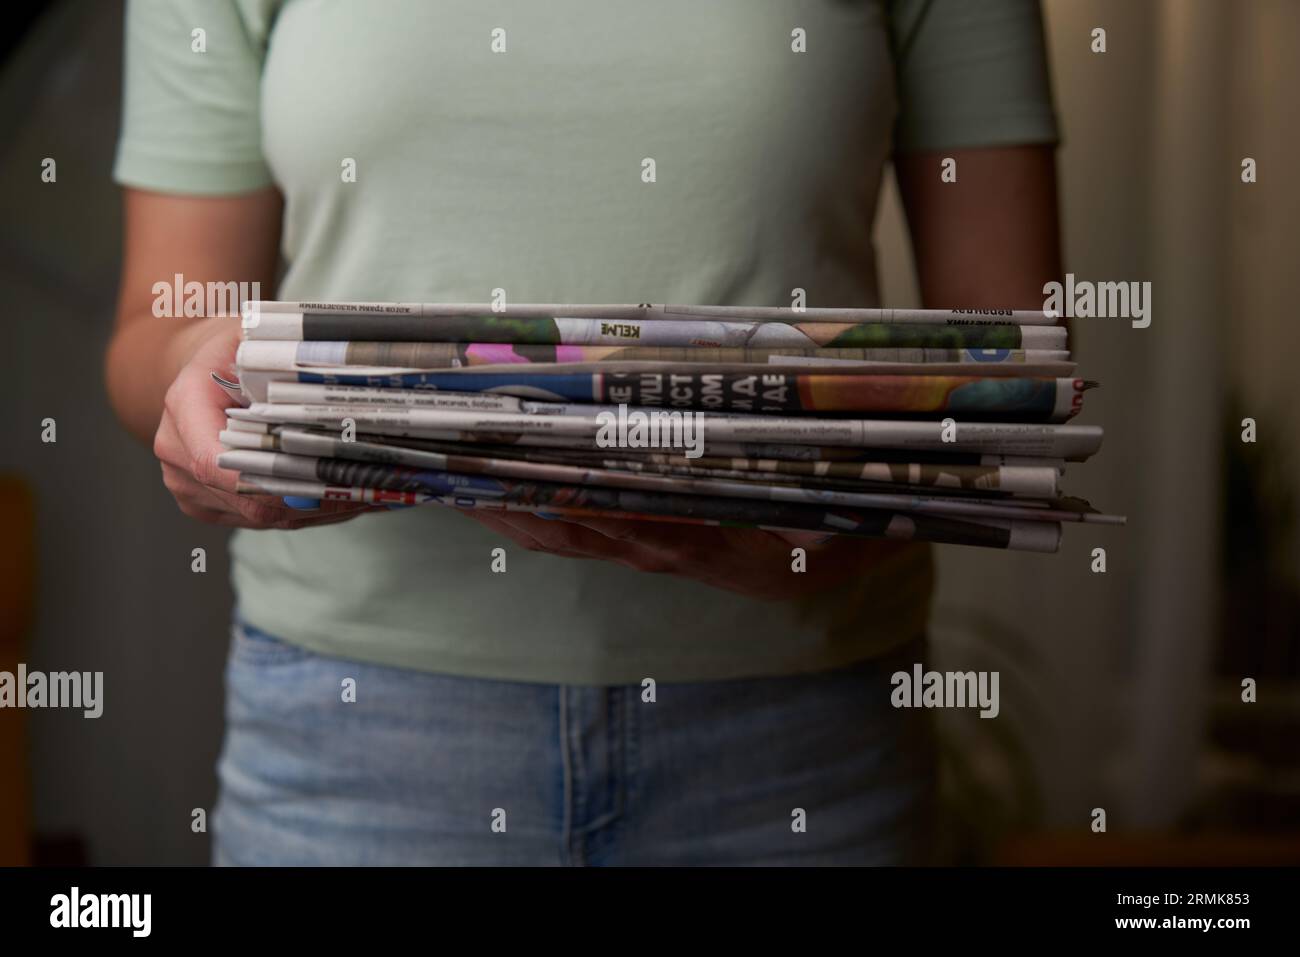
(467, 512), (907, 601)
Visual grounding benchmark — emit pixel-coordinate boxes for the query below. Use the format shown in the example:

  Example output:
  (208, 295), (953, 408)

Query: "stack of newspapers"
(215, 302), (1125, 553)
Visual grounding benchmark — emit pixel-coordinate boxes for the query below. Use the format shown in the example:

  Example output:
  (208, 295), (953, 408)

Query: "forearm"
(896, 145), (1063, 310)
(105, 314), (233, 446)
(107, 188), (283, 445)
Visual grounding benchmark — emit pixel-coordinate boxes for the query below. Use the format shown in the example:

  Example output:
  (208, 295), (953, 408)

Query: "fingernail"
(283, 496), (321, 510)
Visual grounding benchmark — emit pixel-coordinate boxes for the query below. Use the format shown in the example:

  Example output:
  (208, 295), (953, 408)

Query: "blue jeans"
(213, 620), (936, 865)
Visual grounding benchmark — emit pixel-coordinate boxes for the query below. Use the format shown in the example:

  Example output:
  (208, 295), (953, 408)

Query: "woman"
(107, 0), (1061, 865)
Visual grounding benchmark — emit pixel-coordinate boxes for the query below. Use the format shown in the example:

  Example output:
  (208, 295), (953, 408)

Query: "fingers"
(161, 461), (277, 527)
(280, 506), (385, 530)
(476, 512), (623, 557)
(465, 513), (550, 550)
(166, 369), (244, 494)
(464, 513), (577, 554)
(475, 512), (711, 576)
(467, 512), (642, 564)
(162, 461), (378, 529)
(157, 414), (370, 530)
(154, 385), (237, 495)
(764, 528), (837, 549)
(559, 516), (651, 544)
(465, 507), (903, 599)
(154, 355), (374, 528)
(149, 324), (377, 530)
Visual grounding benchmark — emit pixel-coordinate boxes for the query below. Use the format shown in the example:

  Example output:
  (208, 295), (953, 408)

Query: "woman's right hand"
(109, 188), (372, 529)
(152, 319), (372, 530)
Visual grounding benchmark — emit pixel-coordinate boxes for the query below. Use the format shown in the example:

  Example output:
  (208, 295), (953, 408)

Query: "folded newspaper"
(215, 302), (1126, 553)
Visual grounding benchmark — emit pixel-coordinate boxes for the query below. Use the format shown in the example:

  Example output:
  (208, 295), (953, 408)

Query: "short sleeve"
(113, 0), (281, 194)
(888, 0), (1060, 153)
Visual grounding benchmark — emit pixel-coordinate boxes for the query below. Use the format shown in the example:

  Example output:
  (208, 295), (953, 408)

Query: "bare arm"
(894, 144), (1063, 310)
(105, 188), (370, 529)
(107, 188), (283, 443)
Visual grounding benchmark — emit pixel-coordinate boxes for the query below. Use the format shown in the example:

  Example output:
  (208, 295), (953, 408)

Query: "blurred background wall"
(2, 0), (1296, 864)
(2, 0), (232, 865)
(877, 0), (1299, 860)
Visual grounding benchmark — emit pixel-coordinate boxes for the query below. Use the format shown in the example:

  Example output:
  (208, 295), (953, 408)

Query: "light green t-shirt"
(115, 0), (1058, 684)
